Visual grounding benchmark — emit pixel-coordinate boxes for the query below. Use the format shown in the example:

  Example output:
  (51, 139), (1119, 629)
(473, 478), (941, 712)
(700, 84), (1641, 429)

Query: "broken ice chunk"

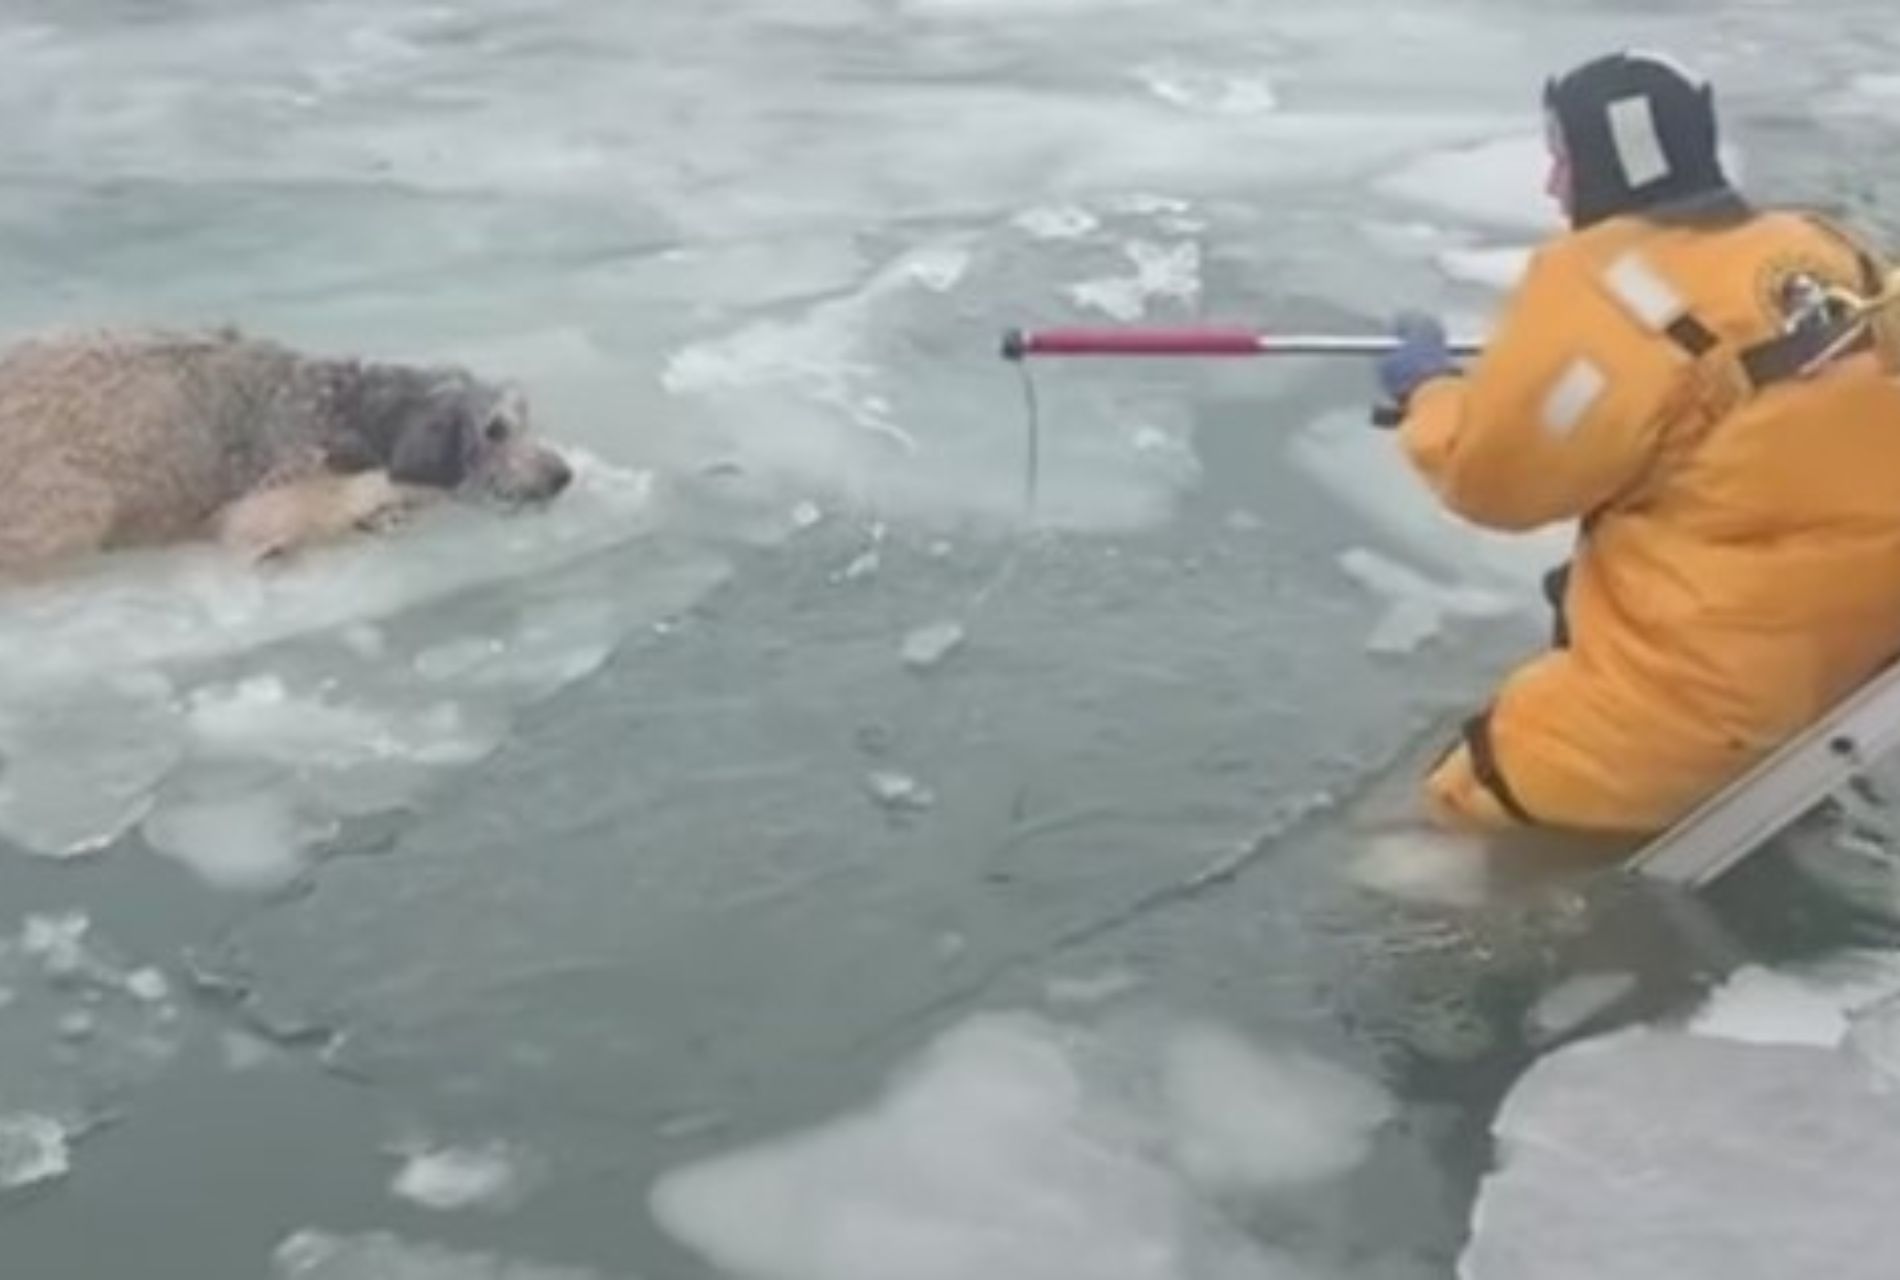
(1364, 597), (1445, 656)
(1162, 1023), (1395, 1194)
(142, 791), (310, 894)
(1688, 965), (1854, 1048)
(1346, 830), (1491, 908)
(1526, 972), (1638, 1044)
(389, 1141), (536, 1213)
(124, 967), (171, 1005)
(0, 1113), (70, 1192)
(1012, 205), (1100, 241)
(900, 621), (965, 672)
(866, 771), (935, 813)
(20, 912), (93, 981)
(833, 549), (880, 584)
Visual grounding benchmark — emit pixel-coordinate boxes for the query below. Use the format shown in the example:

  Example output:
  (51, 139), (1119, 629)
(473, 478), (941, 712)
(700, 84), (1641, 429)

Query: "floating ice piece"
(900, 244), (973, 293)
(389, 1141), (537, 1213)
(901, 621), (966, 672)
(1043, 968), (1141, 1007)
(0, 675), (182, 858)
(1336, 546), (1521, 656)
(791, 502), (825, 531)
(1012, 205), (1101, 241)
(1435, 245), (1532, 292)
(19, 912), (94, 981)
(123, 967), (171, 1005)
(1067, 240), (1201, 321)
(1131, 426), (1177, 456)
(1162, 1022), (1394, 1195)
(0, 1113), (70, 1192)
(272, 1229), (612, 1280)
(833, 550), (881, 585)
(1136, 62), (1278, 116)
(1346, 830), (1491, 908)
(184, 676), (493, 771)
(1525, 972), (1638, 1044)
(1363, 597), (1443, 657)
(1817, 73), (1900, 118)
(650, 1012), (1365, 1280)
(1291, 408), (1574, 600)
(142, 790), (312, 895)
(414, 638), (508, 682)
(866, 771), (936, 813)
(1688, 965), (1855, 1048)
(1850, 992), (1900, 1086)
(1375, 134), (1562, 235)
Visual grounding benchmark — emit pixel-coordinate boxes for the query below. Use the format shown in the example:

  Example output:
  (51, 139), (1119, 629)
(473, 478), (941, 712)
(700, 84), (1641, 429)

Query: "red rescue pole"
(999, 326), (1484, 360)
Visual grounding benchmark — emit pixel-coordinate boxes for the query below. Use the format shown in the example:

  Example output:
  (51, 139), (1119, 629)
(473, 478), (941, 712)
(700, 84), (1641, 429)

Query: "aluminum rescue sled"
(1630, 659), (1900, 887)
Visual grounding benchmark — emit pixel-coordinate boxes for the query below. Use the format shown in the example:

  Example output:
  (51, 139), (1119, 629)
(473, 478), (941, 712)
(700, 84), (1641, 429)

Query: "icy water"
(5, 1), (1900, 1277)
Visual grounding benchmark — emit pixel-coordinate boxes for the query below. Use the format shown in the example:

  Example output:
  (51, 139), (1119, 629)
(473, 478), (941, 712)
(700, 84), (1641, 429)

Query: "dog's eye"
(484, 417), (510, 443)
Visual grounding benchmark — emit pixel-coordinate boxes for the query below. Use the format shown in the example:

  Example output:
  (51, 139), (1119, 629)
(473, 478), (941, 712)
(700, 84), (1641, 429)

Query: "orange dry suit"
(1400, 209), (1900, 836)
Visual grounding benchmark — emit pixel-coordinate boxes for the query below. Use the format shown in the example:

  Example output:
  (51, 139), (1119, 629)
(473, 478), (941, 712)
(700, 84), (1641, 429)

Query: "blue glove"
(1374, 310), (1458, 421)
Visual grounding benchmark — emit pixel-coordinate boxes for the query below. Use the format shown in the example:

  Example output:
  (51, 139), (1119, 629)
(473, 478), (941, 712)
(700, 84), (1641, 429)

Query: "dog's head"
(344, 366), (573, 507)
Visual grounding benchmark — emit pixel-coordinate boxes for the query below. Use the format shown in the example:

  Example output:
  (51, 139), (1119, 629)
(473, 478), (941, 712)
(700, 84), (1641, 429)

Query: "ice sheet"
(0, 457), (728, 872)
(1464, 950), (1900, 1279)
(1463, 1026), (1900, 1280)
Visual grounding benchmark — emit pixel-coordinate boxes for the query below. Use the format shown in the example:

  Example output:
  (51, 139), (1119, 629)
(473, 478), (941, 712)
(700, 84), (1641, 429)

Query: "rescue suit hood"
(1544, 52), (1742, 230)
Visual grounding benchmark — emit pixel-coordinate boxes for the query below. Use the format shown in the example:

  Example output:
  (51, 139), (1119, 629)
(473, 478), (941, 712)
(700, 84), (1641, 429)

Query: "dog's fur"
(0, 326), (573, 574)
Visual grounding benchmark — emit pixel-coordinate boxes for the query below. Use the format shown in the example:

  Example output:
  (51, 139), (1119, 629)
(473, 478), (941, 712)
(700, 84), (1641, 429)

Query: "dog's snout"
(542, 454), (573, 496)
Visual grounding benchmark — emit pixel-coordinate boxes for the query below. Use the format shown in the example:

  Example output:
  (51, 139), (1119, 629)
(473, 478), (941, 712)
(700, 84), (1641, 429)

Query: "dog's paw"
(354, 502), (414, 535)
(337, 471), (412, 531)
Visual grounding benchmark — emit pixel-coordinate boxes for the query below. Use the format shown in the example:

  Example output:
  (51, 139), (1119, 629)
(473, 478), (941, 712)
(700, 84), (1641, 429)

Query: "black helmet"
(1544, 51), (1740, 229)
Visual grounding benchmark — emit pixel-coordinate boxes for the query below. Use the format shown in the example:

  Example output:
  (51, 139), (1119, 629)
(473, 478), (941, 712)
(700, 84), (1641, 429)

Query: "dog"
(0, 326), (573, 575)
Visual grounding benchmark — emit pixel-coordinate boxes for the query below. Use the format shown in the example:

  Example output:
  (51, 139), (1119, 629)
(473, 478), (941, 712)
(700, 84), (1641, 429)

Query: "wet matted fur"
(0, 325), (573, 574)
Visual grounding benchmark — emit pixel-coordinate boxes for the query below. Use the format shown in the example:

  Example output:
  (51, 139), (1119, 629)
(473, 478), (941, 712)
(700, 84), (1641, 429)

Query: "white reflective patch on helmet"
(1607, 93), (1671, 188)
(1604, 251), (1687, 331)
(1541, 358), (1607, 438)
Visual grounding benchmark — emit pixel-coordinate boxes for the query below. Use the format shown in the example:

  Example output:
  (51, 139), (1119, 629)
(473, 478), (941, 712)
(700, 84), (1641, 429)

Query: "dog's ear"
(389, 398), (474, 488)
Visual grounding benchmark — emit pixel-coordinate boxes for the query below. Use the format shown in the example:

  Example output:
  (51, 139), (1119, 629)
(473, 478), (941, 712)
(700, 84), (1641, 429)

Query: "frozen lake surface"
(4, 0), (1900, 1276)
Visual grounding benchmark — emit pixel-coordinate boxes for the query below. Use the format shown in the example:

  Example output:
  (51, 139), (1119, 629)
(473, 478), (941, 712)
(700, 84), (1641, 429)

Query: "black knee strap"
(1462, 710), (1537, 825)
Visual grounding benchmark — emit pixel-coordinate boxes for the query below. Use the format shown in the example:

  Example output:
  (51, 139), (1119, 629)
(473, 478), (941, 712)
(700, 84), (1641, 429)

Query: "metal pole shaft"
(1001, 326), (1484, 360)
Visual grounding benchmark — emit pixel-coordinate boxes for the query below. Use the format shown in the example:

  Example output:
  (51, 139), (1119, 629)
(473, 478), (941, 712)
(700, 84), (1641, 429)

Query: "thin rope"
(954, 358), (1045, 617)
(1015, 355), (1042, 518)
